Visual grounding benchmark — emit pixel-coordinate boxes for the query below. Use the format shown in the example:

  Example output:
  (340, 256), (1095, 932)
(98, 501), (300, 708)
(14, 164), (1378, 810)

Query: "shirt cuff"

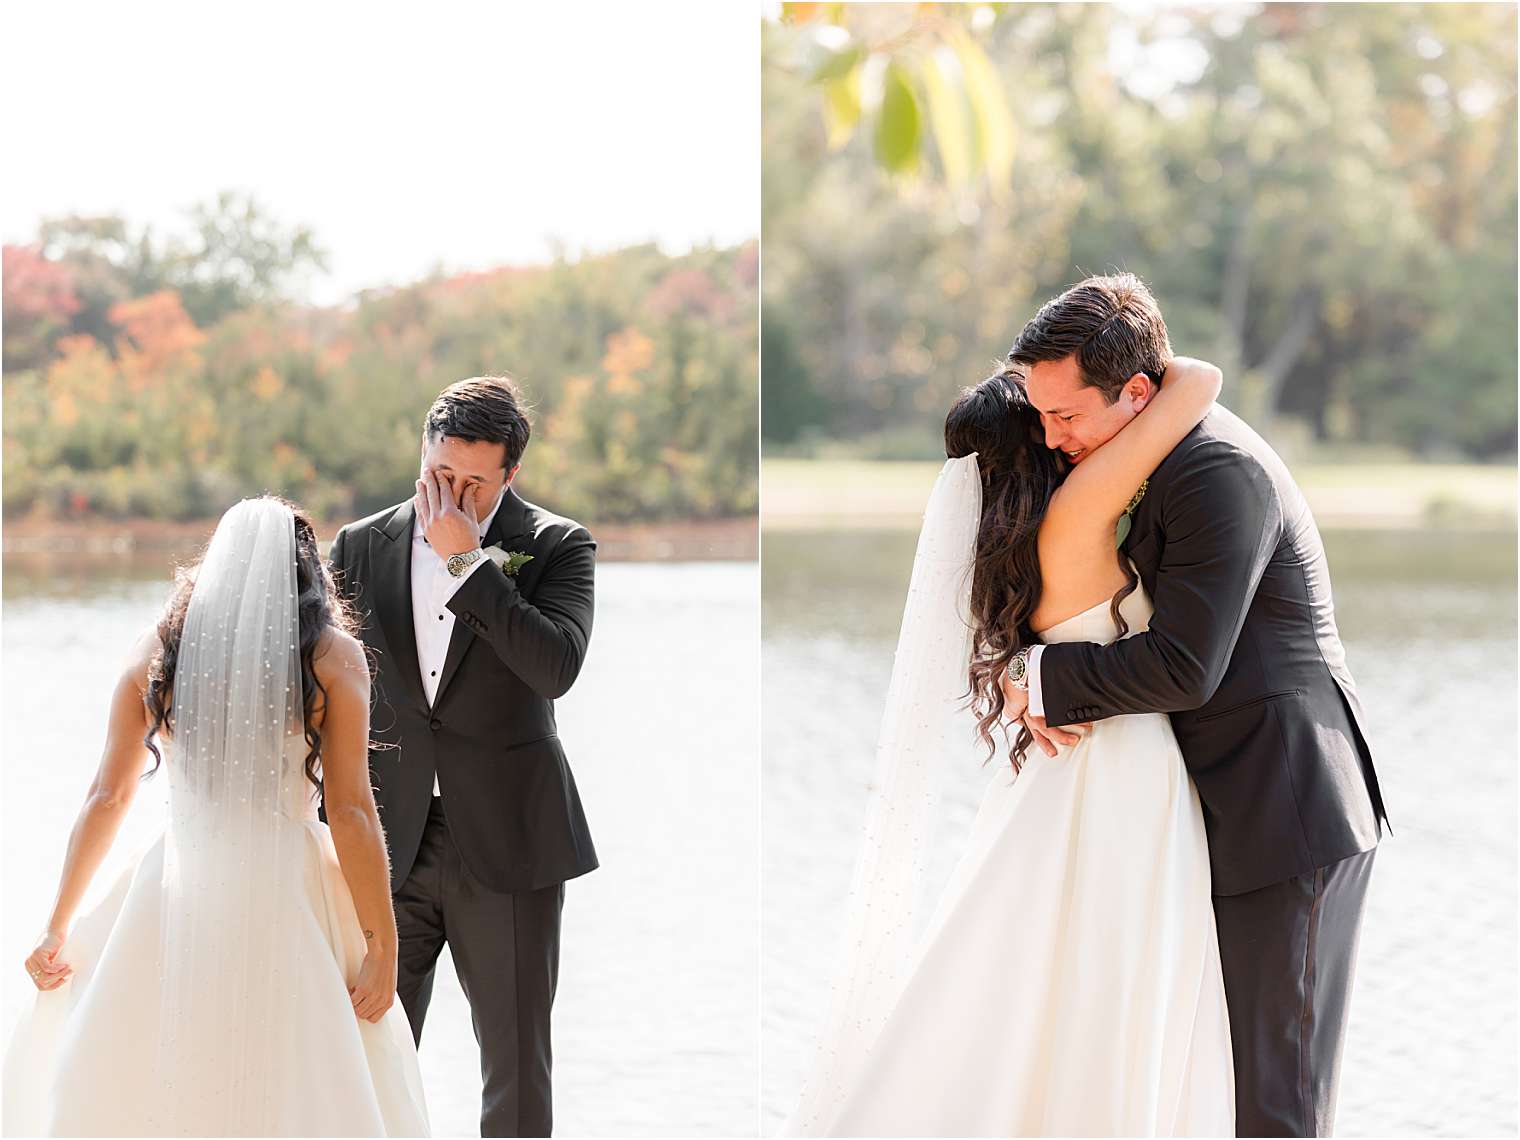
(1026, 644), (1045, 719)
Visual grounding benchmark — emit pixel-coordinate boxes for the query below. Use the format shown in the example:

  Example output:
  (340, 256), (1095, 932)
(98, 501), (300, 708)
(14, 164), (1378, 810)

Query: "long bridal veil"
(781, 454), (983, 1135)
(155, 496), (308, 1133)
(3, 495), (430, 1137)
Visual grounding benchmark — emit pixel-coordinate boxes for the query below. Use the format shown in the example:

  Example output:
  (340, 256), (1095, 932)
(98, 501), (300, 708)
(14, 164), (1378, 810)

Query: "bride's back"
(1036, 575), (1153, 647)
(158, 728), (322, 822)
(1030, 519), (1136, 636)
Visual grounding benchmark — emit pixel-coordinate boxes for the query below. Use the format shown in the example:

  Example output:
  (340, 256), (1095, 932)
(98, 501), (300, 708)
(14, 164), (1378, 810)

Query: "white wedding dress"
(782, 457), (1233, 1137)
(2, 498), (429, 1137)
(2, 736), (430, 1137)
(800, 587), (1235, 1136)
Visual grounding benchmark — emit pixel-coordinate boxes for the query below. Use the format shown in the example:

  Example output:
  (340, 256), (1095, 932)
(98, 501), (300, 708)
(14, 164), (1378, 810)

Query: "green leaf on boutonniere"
(1115, 478), (1149, 550)
(483, 545), (534, 576)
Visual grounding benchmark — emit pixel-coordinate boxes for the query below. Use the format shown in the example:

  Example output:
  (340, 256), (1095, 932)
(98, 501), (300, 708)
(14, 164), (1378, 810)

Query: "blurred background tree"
(3, 197), (757, 524)
(763, 1), (1516, 461)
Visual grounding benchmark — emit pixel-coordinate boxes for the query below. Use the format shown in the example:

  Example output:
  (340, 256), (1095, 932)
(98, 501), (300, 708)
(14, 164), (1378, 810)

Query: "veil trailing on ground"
(782, 454), (983, 1135)
(154, 496), (307, 1133)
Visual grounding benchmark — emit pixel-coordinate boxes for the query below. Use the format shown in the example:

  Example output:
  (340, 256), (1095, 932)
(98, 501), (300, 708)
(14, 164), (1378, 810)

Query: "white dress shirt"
(411, 487), (504, 794)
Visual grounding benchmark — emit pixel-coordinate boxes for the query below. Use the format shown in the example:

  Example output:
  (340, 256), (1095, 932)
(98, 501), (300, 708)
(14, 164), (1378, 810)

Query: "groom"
(1004, 275), (1388, 1137)
(325, 374), (598, 1137)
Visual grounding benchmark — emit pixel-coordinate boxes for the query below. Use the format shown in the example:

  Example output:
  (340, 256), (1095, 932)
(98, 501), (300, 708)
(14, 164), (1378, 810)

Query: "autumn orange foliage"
(109, 291), (205, 393)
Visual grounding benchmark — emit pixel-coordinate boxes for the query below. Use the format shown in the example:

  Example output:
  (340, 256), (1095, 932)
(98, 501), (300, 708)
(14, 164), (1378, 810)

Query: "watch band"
(446, 547), (483, 577)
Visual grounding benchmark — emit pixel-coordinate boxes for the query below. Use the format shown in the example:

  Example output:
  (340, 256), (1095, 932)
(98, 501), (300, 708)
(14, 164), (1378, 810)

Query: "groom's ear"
(1126, 372), (1157, 413)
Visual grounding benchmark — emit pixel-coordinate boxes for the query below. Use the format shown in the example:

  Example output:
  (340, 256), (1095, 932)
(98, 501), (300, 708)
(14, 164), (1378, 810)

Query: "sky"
(3, 1), (759, 305)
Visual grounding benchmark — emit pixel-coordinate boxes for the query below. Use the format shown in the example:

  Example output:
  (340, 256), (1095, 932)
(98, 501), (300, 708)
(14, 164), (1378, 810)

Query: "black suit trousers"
(394, 796), (565, 1138)
(1214, 848), (1377, 1137)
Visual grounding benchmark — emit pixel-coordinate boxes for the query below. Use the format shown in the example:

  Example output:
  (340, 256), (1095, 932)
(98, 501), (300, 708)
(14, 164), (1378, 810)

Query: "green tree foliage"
(3, 204), (758, 524)
(778, 3), (1018, 195)
(764, 3), (1516, 459)
(20, 193), (328, 356)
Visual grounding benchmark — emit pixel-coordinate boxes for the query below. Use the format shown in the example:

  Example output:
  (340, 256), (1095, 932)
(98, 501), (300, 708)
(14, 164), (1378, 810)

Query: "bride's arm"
(26, 631), (157, 989)
(1043, 356), (1223, 531)
(314, 630), (399, 1023)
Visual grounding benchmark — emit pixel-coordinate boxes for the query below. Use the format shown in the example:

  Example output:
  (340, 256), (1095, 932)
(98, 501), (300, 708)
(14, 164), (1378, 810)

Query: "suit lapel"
(368, 501), (429, 711)
(432, 485), (537, 707)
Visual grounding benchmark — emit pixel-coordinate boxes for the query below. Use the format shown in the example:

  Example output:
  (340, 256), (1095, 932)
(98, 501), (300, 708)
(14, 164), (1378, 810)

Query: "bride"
(4, 496), (429, 1136)
(781, 357), (1234, 1136)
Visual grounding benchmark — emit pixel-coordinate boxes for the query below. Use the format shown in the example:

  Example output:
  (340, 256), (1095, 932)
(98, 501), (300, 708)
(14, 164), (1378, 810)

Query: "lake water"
(4, 526), (1514, 1137)
(761, 527), (1518, 1138)
(1, 558), (760, 1137)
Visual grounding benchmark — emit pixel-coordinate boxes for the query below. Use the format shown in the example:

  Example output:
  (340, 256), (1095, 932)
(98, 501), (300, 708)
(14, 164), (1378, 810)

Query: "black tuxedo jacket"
(324, 486), (599, 893)
(1039, 406), (1389, 896)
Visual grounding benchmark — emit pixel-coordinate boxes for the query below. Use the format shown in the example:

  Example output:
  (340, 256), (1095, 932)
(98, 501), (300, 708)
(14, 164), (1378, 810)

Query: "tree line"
(763, 3), (1516, 460)
(3, 193), (758, 523)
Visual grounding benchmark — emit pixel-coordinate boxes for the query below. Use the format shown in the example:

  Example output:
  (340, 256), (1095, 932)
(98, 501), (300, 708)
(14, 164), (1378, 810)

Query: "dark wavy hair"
(944, 369), (1138, 773)
(1006, 271), (1172, 404)
(423, 374), (533, 471)
(141, 496), (366, 790)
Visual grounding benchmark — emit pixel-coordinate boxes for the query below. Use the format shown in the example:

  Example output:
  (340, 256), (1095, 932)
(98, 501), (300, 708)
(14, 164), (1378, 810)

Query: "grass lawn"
(761, 459), (1517, 531)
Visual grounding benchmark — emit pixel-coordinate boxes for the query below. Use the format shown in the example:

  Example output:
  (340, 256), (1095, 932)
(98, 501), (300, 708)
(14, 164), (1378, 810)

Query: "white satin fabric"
(2, 735), (429, 1137)
(788, 584), (1235, 1136)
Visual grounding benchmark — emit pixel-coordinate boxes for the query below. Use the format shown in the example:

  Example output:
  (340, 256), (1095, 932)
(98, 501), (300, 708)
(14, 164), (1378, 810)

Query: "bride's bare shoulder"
(312, 627), (368, 685)
(123, 625), (162, 695)
(308, 630), (368, 731)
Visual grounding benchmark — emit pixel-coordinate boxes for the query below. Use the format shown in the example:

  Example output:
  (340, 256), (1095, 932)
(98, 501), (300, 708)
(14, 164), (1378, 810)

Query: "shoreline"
(760, 459), (1518, 532)
(2, 515), (758, 563)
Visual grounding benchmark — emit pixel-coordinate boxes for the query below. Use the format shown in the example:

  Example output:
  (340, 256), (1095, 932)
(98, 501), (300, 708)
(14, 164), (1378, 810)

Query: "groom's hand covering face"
(1023, 355), (1156, 465)
(415, 433), (519, 560)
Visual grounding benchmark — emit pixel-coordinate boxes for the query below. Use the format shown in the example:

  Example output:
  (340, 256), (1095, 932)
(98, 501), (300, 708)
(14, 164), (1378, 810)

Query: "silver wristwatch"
(1006, 647), (1031, 691)
(445, 547), (483, 578)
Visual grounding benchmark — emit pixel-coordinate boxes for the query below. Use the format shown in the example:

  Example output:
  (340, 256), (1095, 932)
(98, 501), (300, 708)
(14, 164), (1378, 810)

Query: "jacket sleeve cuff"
(441, 548), (494, 601)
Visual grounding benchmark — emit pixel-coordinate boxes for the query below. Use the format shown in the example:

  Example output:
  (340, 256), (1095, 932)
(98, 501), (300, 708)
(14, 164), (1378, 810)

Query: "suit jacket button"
(429, 718), (442, 731)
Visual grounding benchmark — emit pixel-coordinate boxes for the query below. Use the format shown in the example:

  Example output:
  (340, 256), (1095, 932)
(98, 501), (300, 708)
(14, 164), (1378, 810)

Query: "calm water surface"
(762, 528), (1517, 1138)
(2, 558), (759, 1137)
(4, 530), (1514, 1137)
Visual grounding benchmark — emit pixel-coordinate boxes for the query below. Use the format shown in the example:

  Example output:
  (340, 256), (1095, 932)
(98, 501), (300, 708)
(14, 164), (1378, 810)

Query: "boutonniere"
(482, 544), (534, 576)
(1115, 479), (1149, 549)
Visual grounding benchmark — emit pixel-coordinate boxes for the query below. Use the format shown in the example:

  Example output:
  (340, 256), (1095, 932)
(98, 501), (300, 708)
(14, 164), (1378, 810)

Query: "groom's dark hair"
(423, 375), (533, 471)
(1006, 272), (1173, 405)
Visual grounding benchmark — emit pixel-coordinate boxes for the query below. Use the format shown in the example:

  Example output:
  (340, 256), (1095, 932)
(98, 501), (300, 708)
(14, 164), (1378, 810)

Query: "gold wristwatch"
(446, 548), (483, 578)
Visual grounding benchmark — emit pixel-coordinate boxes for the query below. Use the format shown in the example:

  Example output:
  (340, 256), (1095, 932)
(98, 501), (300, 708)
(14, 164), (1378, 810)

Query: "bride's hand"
(25, 930), (72, 991)
(349, 947), (398, 1023)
